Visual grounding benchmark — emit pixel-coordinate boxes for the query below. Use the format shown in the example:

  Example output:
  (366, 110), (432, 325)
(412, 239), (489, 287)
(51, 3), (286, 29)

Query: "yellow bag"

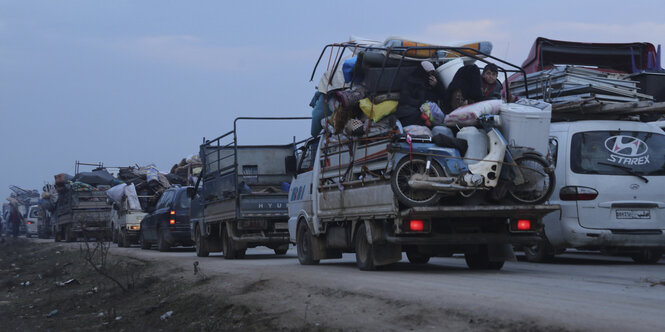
(359, 98), (398, 123)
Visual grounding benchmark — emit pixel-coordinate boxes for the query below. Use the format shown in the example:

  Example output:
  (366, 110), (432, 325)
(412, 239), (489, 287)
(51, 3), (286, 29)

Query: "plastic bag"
(106, 183), (127, 204)
(124, 183), (142, 210)
(420, 102), (445, 127)
(359, 98), (398, 123)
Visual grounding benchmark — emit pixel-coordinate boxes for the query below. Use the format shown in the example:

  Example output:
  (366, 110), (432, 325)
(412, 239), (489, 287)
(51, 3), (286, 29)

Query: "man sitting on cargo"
(395, 60), (446, 127)
(481, 63), (502, 100)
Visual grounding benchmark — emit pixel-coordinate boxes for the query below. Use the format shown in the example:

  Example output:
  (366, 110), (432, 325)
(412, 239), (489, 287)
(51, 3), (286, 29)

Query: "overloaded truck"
(190, 117), (309, 258)
(53, 163), (114, 242)
(54, 186), (112, 242)
(288, 41), (560, 270)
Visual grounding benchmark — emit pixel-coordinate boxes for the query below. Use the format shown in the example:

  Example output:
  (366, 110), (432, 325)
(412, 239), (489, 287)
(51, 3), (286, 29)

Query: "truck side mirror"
(186, 187), (197, 198)
(285, 156), (297, 175)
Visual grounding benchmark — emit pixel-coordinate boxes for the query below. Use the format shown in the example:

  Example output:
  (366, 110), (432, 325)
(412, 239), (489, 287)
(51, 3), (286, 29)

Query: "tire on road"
(157, 229), (171, 252)
(195, 225), (210, 257)
(222, 226), (245, 259)
(139, 231), (151, 250)
(296, 221), (319, 265)
(355, 223), (377, 271)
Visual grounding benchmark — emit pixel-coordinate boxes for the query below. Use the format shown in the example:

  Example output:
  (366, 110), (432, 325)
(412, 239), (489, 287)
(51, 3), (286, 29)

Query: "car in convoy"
(139, 186), (193, 251)
(25, 205), (39, 238)
(524, 120), (665, 263)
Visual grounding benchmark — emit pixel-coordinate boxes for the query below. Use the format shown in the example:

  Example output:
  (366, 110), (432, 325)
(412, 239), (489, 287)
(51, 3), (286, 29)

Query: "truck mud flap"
(365, 221), (401, 266)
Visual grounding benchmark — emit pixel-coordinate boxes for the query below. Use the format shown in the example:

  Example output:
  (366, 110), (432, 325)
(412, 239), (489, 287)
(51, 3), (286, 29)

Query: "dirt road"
(64, 240), (665, 331)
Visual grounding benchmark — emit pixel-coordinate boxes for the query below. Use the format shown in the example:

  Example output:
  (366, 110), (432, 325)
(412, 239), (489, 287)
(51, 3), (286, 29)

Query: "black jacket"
(395, 66), (446, 127)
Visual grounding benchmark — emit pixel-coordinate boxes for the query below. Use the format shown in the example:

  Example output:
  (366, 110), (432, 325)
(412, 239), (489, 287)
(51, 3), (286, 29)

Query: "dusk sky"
(2, 0), (665, 200)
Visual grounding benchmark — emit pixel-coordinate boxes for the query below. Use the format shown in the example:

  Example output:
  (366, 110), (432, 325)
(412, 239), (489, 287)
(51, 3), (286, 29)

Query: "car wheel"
(157, 229), (170, 252)
(296, 221), (319, 265)
(139, 231), (150, 250)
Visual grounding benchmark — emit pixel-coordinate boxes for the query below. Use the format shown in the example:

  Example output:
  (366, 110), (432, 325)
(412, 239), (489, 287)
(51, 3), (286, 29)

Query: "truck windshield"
(571, 131), (665, 176)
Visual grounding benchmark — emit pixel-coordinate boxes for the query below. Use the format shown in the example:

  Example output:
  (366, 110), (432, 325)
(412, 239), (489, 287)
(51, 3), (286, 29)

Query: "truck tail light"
(559, 186), (598, 201)
(170, 210), (176, 215)
(517, 219), (531, 230)
(169, 219), (175, 225)
(410, 220), (425, 232)
(27, 221), (33, 225)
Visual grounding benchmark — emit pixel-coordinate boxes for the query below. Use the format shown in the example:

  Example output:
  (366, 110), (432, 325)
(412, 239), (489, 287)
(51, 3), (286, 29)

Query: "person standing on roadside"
(8, 202), (23, 238)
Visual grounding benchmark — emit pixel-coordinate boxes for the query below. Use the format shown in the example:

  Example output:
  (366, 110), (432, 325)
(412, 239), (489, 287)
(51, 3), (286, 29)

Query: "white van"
(525, 120), (665, 263)
(25, 205), (39, 238)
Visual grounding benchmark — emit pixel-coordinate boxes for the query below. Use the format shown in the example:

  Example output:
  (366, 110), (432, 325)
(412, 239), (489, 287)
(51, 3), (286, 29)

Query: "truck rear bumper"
(386, 233), (543, 245)
(231, 234), (290, 244)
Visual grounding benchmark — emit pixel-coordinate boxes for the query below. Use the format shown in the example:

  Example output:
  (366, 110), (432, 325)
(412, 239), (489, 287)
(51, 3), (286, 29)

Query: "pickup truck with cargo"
(53, 163), (113, 242)
(191, 117), (308, 258)
(53, 188), (111, 242)
(288, 41), (559, 270)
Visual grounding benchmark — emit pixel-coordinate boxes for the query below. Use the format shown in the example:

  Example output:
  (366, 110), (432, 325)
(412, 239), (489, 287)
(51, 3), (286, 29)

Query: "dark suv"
(140, 186), (194, 251)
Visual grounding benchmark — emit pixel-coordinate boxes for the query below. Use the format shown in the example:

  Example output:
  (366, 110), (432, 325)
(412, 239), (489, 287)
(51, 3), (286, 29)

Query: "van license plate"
(616, 209), (651, 219)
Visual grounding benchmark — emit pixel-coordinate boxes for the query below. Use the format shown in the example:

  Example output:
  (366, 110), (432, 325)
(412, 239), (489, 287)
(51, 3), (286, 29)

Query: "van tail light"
(410, 220), (425, 232)
(169, 219), (175, 225)
(27, 221), (33, 225)
(559, 186), (598, 201)
(517, 219), (531, 230)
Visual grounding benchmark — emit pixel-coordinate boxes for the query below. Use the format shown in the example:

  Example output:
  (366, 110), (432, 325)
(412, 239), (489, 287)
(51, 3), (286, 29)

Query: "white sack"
(106, 183), (127, 204)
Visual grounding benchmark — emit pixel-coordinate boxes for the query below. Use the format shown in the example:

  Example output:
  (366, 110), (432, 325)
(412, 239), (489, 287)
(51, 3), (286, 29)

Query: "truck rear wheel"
(195, 226), (210, 257)
(222, 227), (245, 259)
(391, 157), (443, 207)
(465, 245), (505, 270)
(296, 222), (319, 265)
(355, 224), (377, 271)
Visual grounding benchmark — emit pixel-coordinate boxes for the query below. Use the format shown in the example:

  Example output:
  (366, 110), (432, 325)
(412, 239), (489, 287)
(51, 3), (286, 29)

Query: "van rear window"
(571, 131), (665, 176)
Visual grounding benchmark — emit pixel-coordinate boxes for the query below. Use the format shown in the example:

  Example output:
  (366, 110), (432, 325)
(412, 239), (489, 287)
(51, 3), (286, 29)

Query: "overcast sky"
(2, 0), (665, 200)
